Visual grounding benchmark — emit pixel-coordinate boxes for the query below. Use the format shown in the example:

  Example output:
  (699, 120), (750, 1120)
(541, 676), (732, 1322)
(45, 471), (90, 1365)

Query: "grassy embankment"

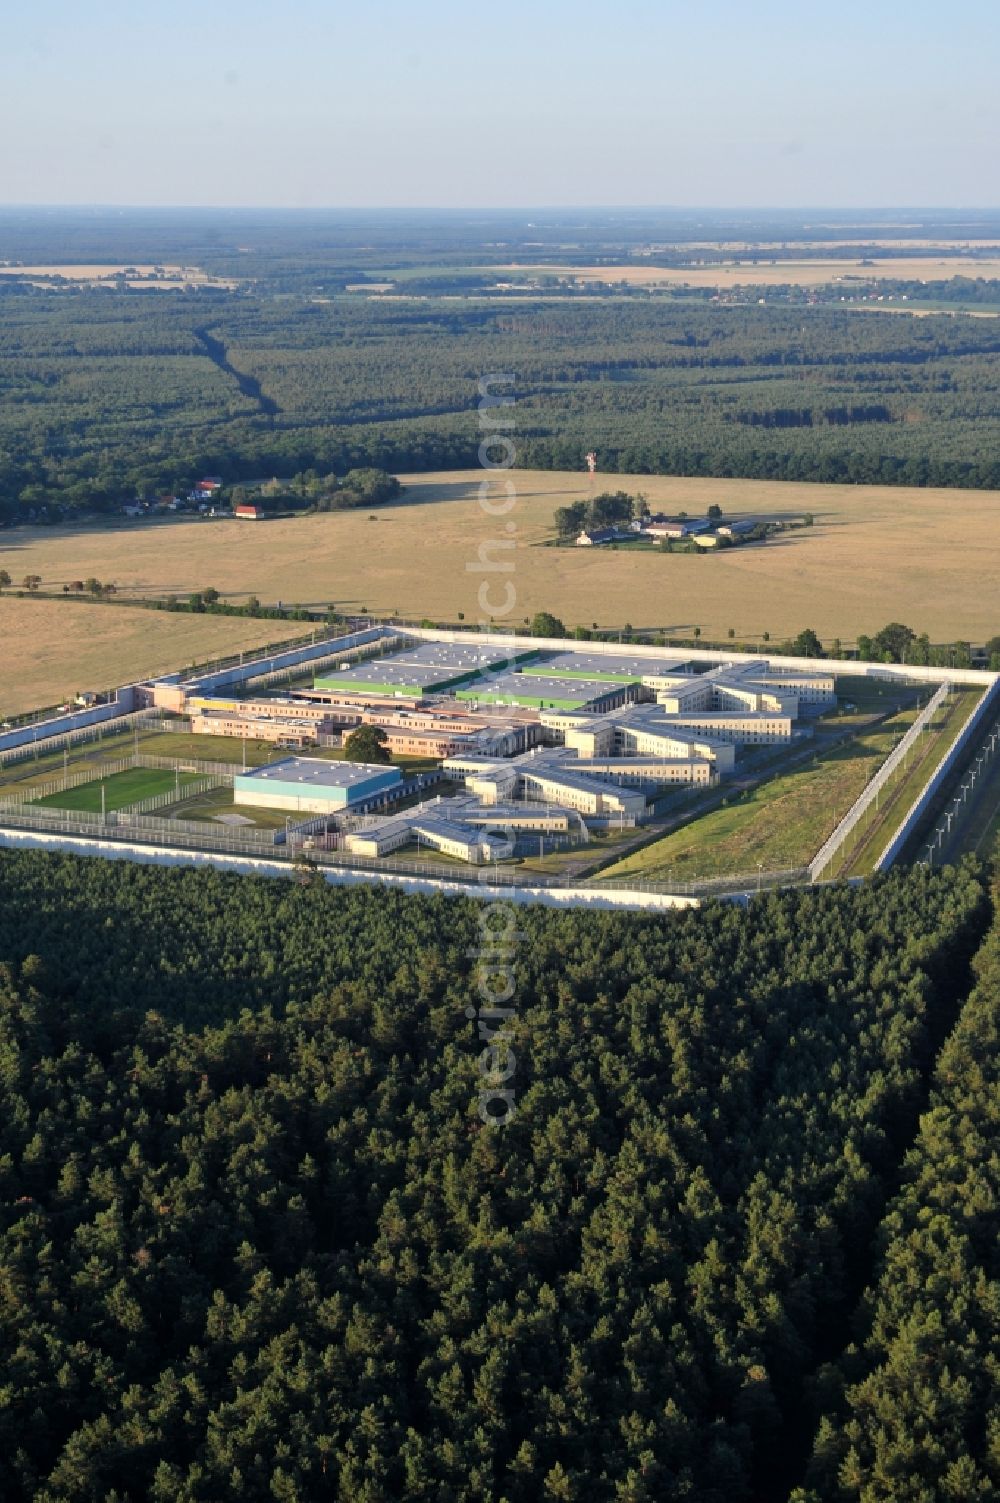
(597, 688), (980, 884)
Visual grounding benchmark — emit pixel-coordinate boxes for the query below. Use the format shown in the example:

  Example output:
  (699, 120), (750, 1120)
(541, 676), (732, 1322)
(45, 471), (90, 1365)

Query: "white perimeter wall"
(0, 827), (699, 911)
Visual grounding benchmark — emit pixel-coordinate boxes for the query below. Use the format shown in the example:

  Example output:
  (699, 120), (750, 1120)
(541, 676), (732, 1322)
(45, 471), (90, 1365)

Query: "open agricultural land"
(0, 262), (236, 290)
(3, 246), (1000, 531)
(481, 255), (1000, 288)
(5, 469), (1000, 644)
(0, 597), (308, 718)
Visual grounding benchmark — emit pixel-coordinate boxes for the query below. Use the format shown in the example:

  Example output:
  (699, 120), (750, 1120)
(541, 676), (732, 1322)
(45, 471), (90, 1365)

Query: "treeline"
(795, 877), (1000, 1501)
(736, 404), (892, 429)
(553, 490), (646, 537)
(233, 465), (402, 515)
(0, 849), (991, 1500)
(3, 295), (1000, 523)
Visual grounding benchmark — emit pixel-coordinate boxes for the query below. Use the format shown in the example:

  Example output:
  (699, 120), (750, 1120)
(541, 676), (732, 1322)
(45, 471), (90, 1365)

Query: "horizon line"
(1, 201), (999, 215)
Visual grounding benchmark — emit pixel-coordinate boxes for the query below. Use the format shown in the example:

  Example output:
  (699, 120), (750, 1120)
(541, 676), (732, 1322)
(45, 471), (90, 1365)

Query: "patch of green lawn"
(33, 768), (204, 814)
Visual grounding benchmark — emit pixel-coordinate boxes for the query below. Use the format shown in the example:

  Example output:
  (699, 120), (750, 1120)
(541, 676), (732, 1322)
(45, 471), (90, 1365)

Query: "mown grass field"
(4, 470), (998, 645)
(139, 731), (288, 766)
(33, 767), (204, 814)
(0, 728), (269, 795)
(0, 598), (310, 719)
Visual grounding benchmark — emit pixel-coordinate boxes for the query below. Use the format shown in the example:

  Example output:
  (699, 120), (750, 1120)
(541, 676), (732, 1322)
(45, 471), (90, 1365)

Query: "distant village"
(121, 476), (228, 519)
(119, 466), (401, 524)
(124, 475), (267, 522)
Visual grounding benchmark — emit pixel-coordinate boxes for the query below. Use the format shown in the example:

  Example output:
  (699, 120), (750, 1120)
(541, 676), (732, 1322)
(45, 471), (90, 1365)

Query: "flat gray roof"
(467, 672), (626, 704)
(411, 816), (482, 844)
(538, 650), (695, 678)
(238, 757), (400, 788)
(317, 660), (458, 688)
(389, 640), (528, 670)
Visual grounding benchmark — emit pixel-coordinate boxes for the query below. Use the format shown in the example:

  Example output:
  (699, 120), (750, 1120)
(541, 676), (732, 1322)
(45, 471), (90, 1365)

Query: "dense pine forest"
(4, 287), (1000, 521)
(0, 849), (997, 1500)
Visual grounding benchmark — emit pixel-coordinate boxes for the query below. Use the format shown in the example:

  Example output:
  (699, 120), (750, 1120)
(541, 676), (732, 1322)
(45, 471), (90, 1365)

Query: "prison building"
(343, 818), (413, 858)
(662, 712), (794, 743)
(362, 706), (489, 734)
(190, 696), (336, 725)
(455, 802), (572, 833)
(455, 671), (638, 713)
(443, 753), (517, 779)
(617, 723), (737, 770)
(465, 765), (521, 804)
(757, 671), (836, 705)
(712, 682), (799, 716)
(517, 651), (688, 684)
(644, 675), (717, 713)
(411, 818), (514, 864)
(375, 728), (478, 758)
(561, 717), (618, 757)
(344, 813), (514, 865)
(234, 757), (402, 813)
(528, 707), (739, 772)
(190, 711), (322, 747)
(517, 766), (647, 818)
(314, 641), (538, 699)
(566, 756), (716, 786)
(297, 687), (426, 712)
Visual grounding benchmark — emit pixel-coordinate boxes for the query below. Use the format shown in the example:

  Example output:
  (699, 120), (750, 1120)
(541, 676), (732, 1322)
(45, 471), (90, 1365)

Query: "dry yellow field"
(497, 258), (1000, 289)
(0, 263), (212, 280)
(651, 239), (1000, 252)
(0, 599), (308, 717)
(3, 471), (998, 646)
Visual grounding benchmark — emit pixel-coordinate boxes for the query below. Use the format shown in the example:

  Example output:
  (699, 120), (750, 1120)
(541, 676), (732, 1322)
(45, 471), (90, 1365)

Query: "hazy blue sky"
(2, 0), (997, 207)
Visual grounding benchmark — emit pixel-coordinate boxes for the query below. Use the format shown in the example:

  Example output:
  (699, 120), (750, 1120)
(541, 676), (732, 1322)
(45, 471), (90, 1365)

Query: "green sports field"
(33, 768), (205, 814)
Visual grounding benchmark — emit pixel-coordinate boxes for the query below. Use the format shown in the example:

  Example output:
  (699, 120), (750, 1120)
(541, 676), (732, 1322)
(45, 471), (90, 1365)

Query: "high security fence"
(123, 776), (227, 816)
(243, 633), (406, 693)
(134, 752), (247, 777)
(878, 677), (1000, 871)
(0, 803), (520, 884)
(182, 625), (392, 696)
(595, 865), (809, 898)
(0, 687), (141, 753)
(0, 709), (166, 768)
(808, 682), (952, 881)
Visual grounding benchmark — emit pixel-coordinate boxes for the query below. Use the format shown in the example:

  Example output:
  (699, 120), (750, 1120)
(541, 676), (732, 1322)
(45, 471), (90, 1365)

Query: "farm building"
(716, 519), (759, 537)
(575, 528), (633, 546)
(637, 516), (712, 539)
(234, 504), (265, 520)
